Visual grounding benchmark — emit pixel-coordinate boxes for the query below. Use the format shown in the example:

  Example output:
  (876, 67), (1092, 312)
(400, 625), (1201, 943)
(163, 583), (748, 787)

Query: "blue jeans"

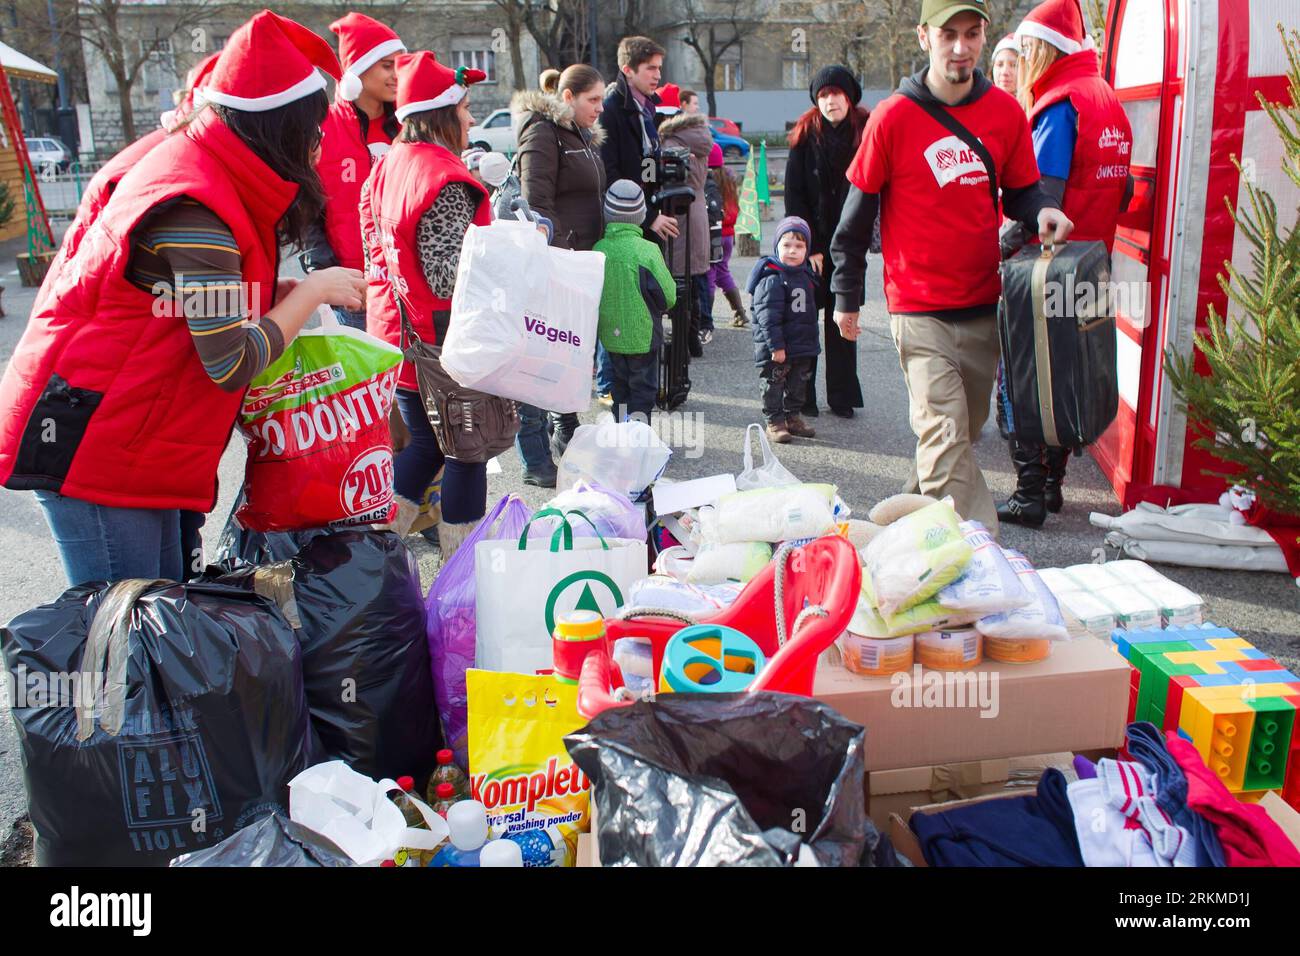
(333, 306), (368, 330)
(514, 403), (555, 474)
(394, 389), (487, 524)
(34, 491), (184, 587)
(595, 342), (615, 396)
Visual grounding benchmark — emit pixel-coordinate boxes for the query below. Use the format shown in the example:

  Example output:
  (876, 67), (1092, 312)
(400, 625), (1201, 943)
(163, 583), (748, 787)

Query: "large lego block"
(1243, 697), (1298, 792)
(1178, 693), (1255, 791)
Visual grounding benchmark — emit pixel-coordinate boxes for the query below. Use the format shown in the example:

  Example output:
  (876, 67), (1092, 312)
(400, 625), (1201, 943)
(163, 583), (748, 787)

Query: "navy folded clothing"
(910, 769), (1084, 867)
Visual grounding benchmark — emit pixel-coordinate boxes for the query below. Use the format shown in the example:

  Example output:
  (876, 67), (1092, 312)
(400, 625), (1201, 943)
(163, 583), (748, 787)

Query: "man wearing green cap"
(828, 0), (1073, 533)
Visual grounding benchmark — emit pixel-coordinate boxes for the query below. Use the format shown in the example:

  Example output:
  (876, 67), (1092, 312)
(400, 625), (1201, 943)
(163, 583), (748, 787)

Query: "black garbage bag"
(214, 530), (440, 785)
(170, 812), (353, 867)
(213, 495), (331, 569)
(565, 693), (900, 867)
(0, 579), (313, 866)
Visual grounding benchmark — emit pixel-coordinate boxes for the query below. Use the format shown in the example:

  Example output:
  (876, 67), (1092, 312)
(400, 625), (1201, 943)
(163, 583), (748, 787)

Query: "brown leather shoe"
(785, 415), (816, 438)
(766, 422), (792, 444)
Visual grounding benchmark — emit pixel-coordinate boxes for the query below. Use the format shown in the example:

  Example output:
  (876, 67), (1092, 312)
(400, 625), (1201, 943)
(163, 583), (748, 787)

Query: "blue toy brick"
(1242, 649), (1271, 660)
(1188, 639), (1217, 650)
(1177, 728), (1193, 742)
(1193, 674), (1248, 687)
(1220, 661), (1248, 674)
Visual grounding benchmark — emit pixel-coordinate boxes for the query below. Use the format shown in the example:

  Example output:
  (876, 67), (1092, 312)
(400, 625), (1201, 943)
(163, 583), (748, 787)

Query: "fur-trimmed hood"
(509, 89), (607, 148)
(656, 111), (712, 155)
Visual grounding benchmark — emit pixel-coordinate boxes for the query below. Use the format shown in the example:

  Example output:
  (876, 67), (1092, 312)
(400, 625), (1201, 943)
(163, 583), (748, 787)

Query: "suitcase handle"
(1039, 239), (1068, 259)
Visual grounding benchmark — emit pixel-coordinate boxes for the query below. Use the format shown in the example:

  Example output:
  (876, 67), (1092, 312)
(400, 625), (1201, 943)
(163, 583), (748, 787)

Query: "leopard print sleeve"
(414, 182), (482, 299)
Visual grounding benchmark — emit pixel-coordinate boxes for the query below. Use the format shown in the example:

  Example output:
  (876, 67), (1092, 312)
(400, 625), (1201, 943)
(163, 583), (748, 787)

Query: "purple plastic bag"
(426, 494), (532, 768)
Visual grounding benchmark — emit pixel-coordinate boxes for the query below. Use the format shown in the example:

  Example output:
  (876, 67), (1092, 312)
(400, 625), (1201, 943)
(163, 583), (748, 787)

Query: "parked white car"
(467, 109), (516, 154)
(25, 137), (71, 174)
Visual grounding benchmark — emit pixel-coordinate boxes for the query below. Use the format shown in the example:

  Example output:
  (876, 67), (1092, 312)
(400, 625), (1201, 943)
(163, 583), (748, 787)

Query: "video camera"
(652, 145), (694, 216)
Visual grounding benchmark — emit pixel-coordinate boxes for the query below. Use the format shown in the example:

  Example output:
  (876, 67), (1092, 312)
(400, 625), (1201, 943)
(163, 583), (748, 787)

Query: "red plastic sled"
(575, 535), (862, 720)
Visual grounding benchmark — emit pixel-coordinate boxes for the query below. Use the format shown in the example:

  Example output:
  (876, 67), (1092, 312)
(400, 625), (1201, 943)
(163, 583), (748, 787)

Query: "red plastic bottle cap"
(437, 749), (454, 764)
(437, 783), (454, 798)
(397, 775), (415, 791)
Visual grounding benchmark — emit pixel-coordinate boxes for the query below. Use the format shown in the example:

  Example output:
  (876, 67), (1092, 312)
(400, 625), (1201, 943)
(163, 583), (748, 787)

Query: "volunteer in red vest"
(361, 51), (494, 559)
(996, 0), (1133, 527)
(0, 10), (366, 587)
(829, 0), (1073, 533)
(38, 51), (221, 318)
(302, 12), (405, 329)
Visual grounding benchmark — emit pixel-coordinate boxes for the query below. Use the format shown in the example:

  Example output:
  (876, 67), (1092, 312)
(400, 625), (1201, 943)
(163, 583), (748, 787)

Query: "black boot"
(549, 412), (580, 459)
(997, 441), (1048, 528)
(1043, 446), (1070, 514)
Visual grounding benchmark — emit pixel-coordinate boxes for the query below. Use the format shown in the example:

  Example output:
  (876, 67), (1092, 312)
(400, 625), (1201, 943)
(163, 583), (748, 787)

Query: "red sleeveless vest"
(35, 128), (169, 316)
(317, 98), (393, 270)
(0, 110), (296, 511)
(363, 140), (490, 391)
(1029, 50), (1132, 252)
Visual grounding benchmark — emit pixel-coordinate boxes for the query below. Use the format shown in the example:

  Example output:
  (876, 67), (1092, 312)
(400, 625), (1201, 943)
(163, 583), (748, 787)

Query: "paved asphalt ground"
(0, 217), (1297, 861)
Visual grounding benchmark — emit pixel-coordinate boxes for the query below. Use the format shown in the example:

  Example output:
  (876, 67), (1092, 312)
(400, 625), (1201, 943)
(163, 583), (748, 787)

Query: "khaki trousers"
(890, 311), (1001, 534)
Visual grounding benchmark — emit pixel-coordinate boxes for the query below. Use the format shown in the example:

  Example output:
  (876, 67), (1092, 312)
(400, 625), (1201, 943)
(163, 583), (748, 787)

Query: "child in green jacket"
(593, 180), (677, 424)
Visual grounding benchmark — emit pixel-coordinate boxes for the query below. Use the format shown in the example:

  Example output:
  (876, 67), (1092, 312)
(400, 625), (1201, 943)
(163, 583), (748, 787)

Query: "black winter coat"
(598, 74), (660, 238)
(747, 256), (822, 365)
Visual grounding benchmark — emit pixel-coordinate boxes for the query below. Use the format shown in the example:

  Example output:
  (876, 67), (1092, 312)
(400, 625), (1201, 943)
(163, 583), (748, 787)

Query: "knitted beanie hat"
(604, 179), (647, 224)
(773, 215), (812, 255)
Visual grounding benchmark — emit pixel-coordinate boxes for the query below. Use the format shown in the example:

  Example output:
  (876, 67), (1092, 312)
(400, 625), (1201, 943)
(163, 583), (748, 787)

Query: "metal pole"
(47, 0), (67, 108)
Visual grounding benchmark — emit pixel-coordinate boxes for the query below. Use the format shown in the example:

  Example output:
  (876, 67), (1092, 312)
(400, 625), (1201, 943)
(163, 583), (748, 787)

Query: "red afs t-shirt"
(848, 85), (1041, 314)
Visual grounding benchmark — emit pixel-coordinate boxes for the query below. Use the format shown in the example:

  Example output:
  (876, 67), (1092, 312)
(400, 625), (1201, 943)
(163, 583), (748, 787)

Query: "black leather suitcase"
(998, 240), (1119, 451)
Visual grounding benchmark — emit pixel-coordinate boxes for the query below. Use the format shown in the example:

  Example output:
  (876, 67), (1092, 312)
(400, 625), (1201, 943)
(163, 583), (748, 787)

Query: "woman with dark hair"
(783, 65), (870, 419)
(303, 12), (405, 329)
(0, 11), (365, 587)
(510, 62), (607, 485)
(361, 51), (500, 559)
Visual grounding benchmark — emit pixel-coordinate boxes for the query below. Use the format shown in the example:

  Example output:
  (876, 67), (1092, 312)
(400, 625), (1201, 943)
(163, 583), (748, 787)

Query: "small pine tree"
(1165, 26), (1300, 518)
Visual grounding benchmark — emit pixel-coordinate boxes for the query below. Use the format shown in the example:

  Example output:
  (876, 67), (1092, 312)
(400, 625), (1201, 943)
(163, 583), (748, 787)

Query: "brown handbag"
(397, 298), (519, 464)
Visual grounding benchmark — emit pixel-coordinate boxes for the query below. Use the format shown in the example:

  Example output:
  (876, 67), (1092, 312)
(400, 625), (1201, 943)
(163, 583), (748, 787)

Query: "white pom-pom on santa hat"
(339, 71), (363, 101)
(1015, 0), (1095, 56)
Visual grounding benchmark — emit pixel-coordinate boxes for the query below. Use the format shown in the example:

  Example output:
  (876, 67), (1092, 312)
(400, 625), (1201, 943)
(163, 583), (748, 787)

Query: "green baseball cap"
(920, 0), (991, 26)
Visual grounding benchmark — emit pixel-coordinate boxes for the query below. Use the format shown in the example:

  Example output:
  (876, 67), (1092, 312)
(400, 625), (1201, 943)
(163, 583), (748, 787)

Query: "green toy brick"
(1243, 697), (1297, 792)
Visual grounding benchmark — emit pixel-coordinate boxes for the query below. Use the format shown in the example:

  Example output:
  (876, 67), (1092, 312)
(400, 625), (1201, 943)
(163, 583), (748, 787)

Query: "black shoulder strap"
(899, 87), (999, 216)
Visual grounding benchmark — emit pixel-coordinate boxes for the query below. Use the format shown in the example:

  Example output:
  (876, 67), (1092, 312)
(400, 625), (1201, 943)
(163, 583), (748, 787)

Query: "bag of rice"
(709, 483), (837, 544)
(976, 549), (1070, 641)
(934, 521), (1031, 616)
(862, 500), (973, 617)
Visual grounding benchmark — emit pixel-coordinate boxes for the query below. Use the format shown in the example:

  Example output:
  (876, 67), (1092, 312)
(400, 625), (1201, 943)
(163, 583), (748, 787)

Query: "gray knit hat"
(604, 179), (647, 225)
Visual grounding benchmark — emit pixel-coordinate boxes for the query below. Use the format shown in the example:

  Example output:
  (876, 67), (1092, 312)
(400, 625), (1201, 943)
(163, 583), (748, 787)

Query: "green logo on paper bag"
(544, 571), (624, 636)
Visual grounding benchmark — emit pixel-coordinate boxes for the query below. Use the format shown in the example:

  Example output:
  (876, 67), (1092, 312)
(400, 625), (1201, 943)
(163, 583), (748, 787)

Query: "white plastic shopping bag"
(442, 219), (604, 412)
(557, 420), (671, 500)
(289, 760), (447, 867)
(735, 423), (800, 490)
(475, 508), (648, 674)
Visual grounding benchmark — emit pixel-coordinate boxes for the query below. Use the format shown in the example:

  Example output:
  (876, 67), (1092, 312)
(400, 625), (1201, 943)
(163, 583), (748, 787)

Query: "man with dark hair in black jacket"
(599, 36), (680, 244)
(830, 1), (1073, 533)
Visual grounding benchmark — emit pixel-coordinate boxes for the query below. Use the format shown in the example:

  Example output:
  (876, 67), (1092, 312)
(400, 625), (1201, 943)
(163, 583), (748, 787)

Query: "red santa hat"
(655, 83), (681, 114)
(1015, 0), (1096, 55)
(200, 10), (341, 112)
(394, 51), (485, 122)
(162, 51), (220, 130)
(330, 12), (406, 102)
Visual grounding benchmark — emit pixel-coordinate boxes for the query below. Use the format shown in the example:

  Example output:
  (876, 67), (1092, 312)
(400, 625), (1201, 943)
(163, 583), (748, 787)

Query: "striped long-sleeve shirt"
(127, 196), (285, 391)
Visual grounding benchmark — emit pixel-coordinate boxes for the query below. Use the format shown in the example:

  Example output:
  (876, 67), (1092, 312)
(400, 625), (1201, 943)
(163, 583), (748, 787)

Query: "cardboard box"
(887, 791), (1029, 867)
(1258, 791), (1300, 854)
(868, 753), (1075, 829)
(576, 804), (601, 867)
(813, 635), (1130, 771)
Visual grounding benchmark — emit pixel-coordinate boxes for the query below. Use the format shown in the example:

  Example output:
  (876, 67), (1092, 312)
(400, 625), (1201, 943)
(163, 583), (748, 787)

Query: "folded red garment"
(1165, 732), (1300, 867)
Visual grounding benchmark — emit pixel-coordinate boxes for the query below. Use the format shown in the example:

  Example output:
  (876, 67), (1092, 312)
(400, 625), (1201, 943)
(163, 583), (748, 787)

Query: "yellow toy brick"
(1178, 694), (1254, 791)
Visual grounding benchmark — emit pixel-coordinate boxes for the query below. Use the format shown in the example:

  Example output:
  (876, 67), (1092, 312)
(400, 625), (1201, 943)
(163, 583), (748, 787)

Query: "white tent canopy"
(0, 40), (57, 84)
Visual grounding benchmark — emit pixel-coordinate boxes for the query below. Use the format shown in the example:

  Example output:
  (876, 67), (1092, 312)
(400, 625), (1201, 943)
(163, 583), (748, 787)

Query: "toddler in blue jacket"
(747, 215), (821, 443)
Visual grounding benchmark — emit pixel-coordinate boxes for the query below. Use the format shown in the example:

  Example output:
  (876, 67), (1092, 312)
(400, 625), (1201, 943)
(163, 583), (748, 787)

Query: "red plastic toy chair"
(575, 535), (862, 720)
